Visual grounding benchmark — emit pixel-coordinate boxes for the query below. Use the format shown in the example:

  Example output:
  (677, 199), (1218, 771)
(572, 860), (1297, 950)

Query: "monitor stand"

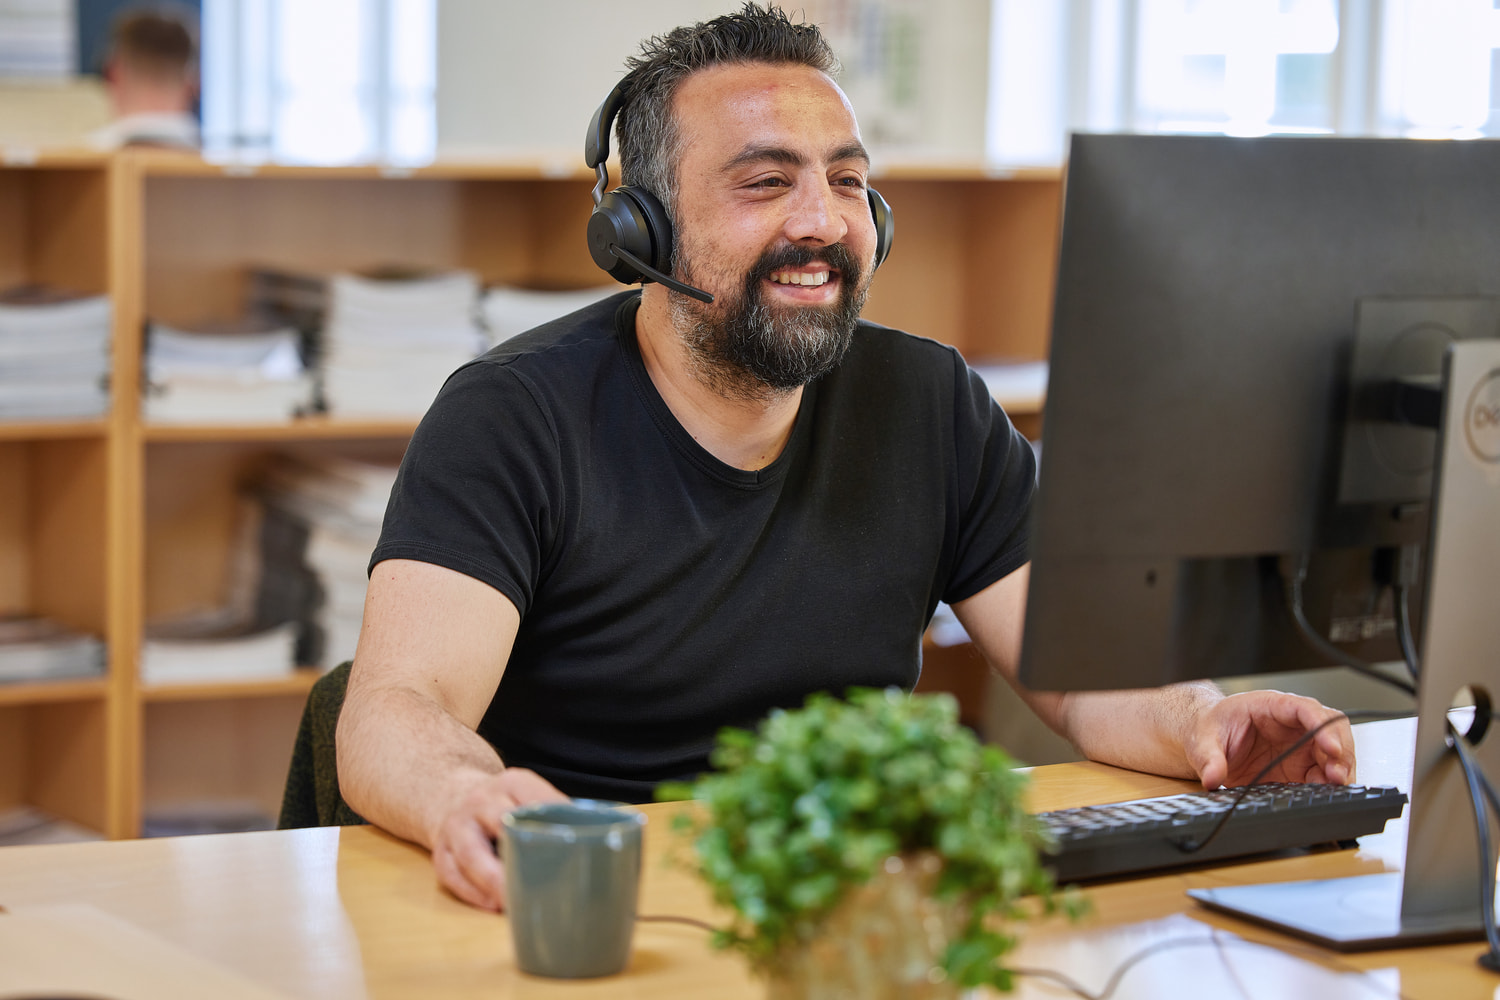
(1188, 339), (1500, 951)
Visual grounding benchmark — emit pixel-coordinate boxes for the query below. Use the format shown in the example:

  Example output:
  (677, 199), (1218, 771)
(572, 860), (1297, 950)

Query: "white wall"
(436, 0), (731, 162)
(436, 0), (992, 164)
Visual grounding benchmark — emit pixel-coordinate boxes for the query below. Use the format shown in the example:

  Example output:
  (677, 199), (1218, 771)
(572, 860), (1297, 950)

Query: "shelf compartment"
(862, 176), (1062, 365)
(142, 172), (600, 332)
(0, 162), (109, 297)
(0, 699), (108, 835)
(143, 693), (308, 827)
(0, 438), (109, 637)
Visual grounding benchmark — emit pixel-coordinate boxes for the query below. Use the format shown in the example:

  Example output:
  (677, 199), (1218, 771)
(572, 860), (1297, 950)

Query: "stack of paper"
(262, 455), (398, 669)
(0, 616), (106, 683)
(322, 271), (485, 417)
(249, 267), (487, 418)
(139, 498), (303, 686)
(144, 322), (315, 423)
(141, 619), (299, 686)
(479, 284), (621, 345)
(0, 288), (111, 420)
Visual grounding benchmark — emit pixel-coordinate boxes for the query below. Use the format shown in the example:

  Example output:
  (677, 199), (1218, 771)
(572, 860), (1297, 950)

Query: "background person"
(90, 5), (199, 150)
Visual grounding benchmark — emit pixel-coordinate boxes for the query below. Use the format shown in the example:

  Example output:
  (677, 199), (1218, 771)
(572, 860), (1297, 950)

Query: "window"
(201, 0), (434, 165)
(988, 0), (1500, 167)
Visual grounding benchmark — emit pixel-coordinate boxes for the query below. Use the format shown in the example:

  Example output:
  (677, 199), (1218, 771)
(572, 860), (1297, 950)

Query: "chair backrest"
(278, 660), (368, 828)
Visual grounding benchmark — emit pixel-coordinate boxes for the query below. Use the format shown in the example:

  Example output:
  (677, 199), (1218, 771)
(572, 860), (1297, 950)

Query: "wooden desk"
(0, 719), (1494, 999)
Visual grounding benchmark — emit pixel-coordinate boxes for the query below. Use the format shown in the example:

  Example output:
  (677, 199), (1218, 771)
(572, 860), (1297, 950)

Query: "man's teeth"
(770, 271), (830, 286)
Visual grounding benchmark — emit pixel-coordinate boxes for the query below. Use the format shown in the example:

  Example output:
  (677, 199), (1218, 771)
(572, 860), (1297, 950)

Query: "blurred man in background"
(90, 5), (199, 150)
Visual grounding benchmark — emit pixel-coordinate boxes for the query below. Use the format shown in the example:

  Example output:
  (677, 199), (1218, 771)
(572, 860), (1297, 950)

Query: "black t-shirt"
(371, 291), (1035, 801)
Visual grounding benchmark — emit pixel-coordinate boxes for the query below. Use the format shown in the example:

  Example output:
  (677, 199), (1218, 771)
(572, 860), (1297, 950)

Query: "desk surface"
(0, 718), (1495, 999)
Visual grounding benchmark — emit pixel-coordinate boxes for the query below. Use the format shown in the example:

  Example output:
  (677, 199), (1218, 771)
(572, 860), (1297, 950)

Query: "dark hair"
(616, 3), (840, 220)
(110, 7), (198, 81)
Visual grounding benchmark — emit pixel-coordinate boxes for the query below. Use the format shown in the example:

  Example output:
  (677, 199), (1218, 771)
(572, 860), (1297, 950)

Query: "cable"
(1393, 583), (1421, 684)
(1478, 765), (1500, 835)
(1175, 708), (1413, 855)
(640, 906), (1414, 997)
(635, 912), (719, 933)
(1008, 929), (1413, 1000)
(1282, 555), (1416, 696)
(1447, 722), (1500, 972)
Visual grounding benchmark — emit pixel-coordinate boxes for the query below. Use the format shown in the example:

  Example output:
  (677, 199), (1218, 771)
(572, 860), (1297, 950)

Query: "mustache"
(746, 242), (862, 286)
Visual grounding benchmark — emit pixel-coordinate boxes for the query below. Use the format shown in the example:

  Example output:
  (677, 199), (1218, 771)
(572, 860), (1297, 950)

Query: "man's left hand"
(1185, 690), (1355, 790)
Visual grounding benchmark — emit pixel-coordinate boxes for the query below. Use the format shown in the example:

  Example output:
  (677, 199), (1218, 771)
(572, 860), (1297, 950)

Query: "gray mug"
(500, 799), (647, 978)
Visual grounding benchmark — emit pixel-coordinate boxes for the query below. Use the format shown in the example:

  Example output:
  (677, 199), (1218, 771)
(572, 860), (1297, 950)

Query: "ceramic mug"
(500, 799), (647, 978)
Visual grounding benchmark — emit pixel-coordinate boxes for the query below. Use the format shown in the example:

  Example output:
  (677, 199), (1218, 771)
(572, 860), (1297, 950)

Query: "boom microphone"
(607, 244), (714, 304)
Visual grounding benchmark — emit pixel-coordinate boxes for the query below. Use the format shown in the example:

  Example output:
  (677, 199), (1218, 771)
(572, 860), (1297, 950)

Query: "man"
(89, 6), (199, 150)
(337, 3), (1354, 912)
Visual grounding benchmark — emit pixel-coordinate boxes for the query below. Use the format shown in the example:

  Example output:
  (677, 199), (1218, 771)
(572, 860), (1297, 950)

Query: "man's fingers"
(435, 837), (505, 911)
(446, 819), (509, 910)
(433, 768), (569, 913)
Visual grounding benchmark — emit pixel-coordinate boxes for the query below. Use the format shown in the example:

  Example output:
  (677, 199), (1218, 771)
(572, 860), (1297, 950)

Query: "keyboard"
(1037, 783), (1408, 883)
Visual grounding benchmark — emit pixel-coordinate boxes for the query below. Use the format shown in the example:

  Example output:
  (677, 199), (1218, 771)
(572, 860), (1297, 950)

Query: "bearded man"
(336, 3), (1354, 911)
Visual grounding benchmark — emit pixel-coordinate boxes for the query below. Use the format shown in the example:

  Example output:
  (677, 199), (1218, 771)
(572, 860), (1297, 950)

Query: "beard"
(669, 241), (868, 401)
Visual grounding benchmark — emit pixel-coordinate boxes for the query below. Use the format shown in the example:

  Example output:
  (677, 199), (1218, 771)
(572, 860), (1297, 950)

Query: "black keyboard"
(1038, 783), (1408, 883)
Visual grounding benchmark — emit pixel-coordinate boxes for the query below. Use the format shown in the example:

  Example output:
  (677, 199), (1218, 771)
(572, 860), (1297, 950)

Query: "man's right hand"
(430, 767), (570, 911)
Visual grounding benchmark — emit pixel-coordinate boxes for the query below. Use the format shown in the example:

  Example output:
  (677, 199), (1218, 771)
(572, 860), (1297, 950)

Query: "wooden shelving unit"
(0, 147), (1062, 838)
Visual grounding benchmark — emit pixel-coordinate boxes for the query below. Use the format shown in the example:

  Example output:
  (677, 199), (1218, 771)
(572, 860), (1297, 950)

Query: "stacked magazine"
(140, 620), (299, 686)
(144, 321), (315, 423)
(261, 455), (399, 670)
(0, 616), (106, 684)
(0, 287), (111, 420)
(251, 267), (486, 419)
(479, 283), (621, 345)
(140, 498), (301, 686)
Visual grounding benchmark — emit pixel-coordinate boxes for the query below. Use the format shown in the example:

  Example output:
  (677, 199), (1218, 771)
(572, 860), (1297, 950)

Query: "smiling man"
(335, 3), (1355, 912)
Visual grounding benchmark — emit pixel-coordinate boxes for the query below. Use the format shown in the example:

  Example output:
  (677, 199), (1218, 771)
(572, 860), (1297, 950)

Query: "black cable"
(1282, 557), (1416, 696)
(635, 912), (719, 933)
(1175, 708), (1413, 855)
(1393, 583), (1421, 684)
(1447, 722), (1500, 971)
(1477, 765), (1500, 835)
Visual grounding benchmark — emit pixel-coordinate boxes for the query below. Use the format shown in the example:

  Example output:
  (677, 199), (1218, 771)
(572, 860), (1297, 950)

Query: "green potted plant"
(660, 687), (1076, 998)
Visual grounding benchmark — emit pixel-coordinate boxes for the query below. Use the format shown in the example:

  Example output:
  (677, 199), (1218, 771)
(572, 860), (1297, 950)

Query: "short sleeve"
(941, 357), (1037, 603)
(369, 359), (562, 616)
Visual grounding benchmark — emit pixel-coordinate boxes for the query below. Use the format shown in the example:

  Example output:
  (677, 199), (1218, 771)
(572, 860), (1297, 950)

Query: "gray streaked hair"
(615, 3), (840, 223)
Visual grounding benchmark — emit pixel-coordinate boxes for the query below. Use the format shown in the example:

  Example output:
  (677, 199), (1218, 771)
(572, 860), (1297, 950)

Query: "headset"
(584, 78), (895, 304)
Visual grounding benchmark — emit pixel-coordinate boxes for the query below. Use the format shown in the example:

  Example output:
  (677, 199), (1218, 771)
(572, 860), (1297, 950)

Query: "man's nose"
(783, 180), (848, 246)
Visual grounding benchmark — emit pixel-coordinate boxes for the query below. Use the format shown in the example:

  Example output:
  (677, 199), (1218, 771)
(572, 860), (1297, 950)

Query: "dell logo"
(1466, 369), (1500, 463)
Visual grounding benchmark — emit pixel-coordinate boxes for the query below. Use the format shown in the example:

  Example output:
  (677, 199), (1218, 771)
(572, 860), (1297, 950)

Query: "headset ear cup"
(627, 186), (674, 274)
(868, 187), (894, 270)
(587, 185), (675, 286)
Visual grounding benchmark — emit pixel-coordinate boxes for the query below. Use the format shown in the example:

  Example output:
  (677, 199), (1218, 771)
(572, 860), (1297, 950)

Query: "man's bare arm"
(950, 564), (1353, 786)
(336, 558), (566, 910)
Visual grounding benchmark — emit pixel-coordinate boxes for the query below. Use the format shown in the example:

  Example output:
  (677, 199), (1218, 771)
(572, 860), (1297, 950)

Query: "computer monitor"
(1018, 133), (1500, 951)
